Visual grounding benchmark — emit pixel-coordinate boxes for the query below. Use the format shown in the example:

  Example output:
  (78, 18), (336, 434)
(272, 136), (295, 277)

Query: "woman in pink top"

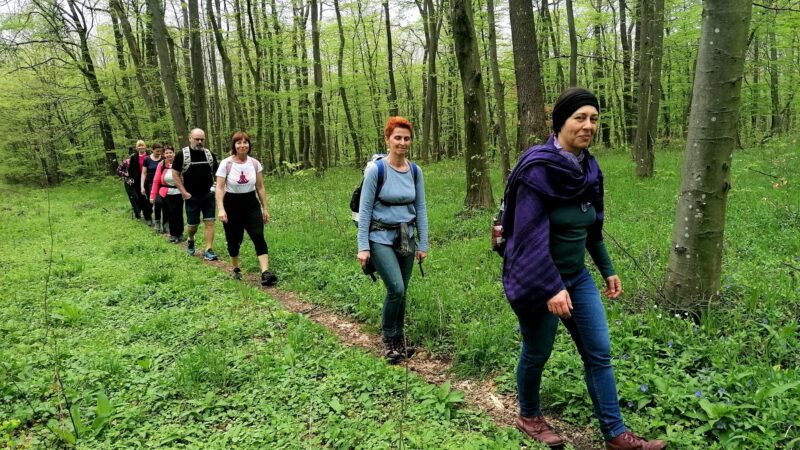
(150, 144), (184, 243)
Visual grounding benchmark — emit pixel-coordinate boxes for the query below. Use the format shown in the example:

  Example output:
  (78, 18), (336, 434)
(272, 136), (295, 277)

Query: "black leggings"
(162, 193), (184, 238)
(222, 192), (268, 257)
(124, 183), (139, 218)
(145, 183), (162, 221)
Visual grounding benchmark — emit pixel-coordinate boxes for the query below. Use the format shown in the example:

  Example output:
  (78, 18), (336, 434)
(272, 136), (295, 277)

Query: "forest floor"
(199, 252), (601, 450)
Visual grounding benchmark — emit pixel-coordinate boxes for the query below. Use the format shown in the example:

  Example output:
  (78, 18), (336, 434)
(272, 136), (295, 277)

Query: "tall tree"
(418, 0), (443, 162)
(333, 0), (362, 165)
(633, 0), (665, 177)
(485, 0), (511, 180)
(207, 0), (243, 132)
(187, 0), (207, 131)
(310, 0), (327, 172)
(619, 0), (633, 142)
(509, 0), (549, 153)
(382, 0), (399, 116)
(451, 0), (494, 208)
(664, 0), (753, 311)
(148, 0), (189, 146)
(565, 0), (578, 86)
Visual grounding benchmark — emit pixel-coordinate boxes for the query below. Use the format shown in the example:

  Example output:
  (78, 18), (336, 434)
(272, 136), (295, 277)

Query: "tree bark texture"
(451, 0), (494, 208)
(633, 0), (664, 177)
(147, 0), (189, 147)
(664, 0), (753, 311)
(382, 0), (399, 116)
(208, 0), (242, 134)
(485, 0), (511, 181)
(333, 0), (362, 166)
(509, 0), (549, 153)
(565, 0), (578, 86)
(310, 0), (327, 172)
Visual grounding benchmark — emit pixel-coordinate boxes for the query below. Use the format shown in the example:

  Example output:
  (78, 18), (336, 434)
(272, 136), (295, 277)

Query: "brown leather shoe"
(605, 431), (667, 450)
(515, 415), (565, 448)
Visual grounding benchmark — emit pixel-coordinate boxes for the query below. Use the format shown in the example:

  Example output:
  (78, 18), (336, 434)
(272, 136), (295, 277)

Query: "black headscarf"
(552, 87), (600, 134)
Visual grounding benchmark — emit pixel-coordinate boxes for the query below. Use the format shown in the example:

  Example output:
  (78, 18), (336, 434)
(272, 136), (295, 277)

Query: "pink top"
(150, 161), (177, 200)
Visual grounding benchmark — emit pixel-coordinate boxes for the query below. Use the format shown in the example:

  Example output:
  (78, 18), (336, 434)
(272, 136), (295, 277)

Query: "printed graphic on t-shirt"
(237, 172), (249, 184)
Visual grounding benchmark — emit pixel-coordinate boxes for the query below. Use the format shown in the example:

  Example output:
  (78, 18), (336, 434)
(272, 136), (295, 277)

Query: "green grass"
(0, 184), (538, 448)
(2, 135), (799, 448)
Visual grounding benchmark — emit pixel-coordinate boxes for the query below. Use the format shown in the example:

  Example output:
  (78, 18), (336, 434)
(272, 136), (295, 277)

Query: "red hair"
(229, 131), (252, 155)
(384, 116), (414, 139)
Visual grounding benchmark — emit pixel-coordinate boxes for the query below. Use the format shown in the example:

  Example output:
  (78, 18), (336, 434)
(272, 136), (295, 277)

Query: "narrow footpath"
(193, 248), (602, 450)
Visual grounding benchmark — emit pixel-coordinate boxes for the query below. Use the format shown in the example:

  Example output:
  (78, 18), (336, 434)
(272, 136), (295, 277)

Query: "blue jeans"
(516, 268), (626, 440)
(370, 240), (416, 338)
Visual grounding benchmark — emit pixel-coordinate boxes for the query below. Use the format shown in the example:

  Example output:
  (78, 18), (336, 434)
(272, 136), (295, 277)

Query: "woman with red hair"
(357, 116), (429, 363)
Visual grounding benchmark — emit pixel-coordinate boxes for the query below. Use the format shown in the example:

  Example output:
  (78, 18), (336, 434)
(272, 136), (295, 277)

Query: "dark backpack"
(350, 154), (419, 224)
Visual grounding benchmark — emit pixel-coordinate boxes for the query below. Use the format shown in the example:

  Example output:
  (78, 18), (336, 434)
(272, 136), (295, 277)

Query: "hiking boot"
(186, 240), (196, 256)
(515, 416), (565, 448)
(260, 270), (278, 287)
(161, 222), (169, 234)
(382, 337), (402, 364)
(393, 335), (416, 359)
(232, 267), (242, 280)
(203, 249), (219, 261)
(153, 221), (161, 233)
(169, 236), (179, 243)
(147, 219), (154, 227)
(605, 431), (667, 450)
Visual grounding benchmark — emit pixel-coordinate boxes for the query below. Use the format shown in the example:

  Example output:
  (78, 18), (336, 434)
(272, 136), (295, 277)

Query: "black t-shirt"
(173, 147), (219, 196)
(142, 156), (163, 186)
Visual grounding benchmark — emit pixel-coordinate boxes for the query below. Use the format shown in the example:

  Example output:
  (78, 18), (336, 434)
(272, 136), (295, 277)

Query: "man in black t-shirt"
(173, 128), (220, 260)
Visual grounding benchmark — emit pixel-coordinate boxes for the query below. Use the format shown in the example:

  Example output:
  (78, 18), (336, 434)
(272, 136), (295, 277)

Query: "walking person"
(501, 88), (666, 449)
(215, 131), (277, 286)
(128, 140), (150, 223)
(150, 144), (184, 243)
(116, 147), (139, 219)
(141, 143), (165, 233)
(357, 116), (429, 364)
(172, 128), (220, 260)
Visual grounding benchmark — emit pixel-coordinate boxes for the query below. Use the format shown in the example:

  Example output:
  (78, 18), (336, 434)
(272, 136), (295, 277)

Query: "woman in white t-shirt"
(215, 131), (277, 286)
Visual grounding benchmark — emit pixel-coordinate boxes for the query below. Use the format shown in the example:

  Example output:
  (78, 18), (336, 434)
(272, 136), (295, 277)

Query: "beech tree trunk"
(333, 0), (362, 165)
(664, 0), (753, 311)
(451, 0), (494, 209)
(382, 0), (399, 116)
(633, 0), (664, 177)
(486, 0), (511, 181)
(509, 0), (549, 153)
(310, 0), (327, 172)
(148, 0), (189, 146)
(208, 0), (242, 133)
(565, 0), (578, 86)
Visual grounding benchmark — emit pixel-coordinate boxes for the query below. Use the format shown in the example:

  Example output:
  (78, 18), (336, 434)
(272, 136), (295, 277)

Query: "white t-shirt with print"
(215, 156), (263, 194)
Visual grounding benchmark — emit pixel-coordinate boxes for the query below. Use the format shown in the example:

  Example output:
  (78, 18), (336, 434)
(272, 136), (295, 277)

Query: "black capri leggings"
(222, 192), (268, 257)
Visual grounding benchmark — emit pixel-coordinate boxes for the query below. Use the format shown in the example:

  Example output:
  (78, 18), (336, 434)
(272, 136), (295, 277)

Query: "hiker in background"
(128, 140), (150, 223)
(172, 128), (220, 260)
(150, 144), (184, 243)
(501, 87), (666, 450)
(141, 143), (165, 233)
(215, 131), (277, 286)
(116, 147), (139, 219)
(356, 116), (428, 364)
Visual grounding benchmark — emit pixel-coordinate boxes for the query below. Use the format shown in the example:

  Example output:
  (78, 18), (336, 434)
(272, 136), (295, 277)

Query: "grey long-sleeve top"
(357, 161), (429, 252)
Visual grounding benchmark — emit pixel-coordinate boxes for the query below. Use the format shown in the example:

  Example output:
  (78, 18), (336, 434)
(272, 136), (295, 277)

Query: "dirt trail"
(196, 253), (601, 450)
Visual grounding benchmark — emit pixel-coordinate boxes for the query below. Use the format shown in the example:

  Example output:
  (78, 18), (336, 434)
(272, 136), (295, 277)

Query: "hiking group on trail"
(116, 88), (667, 449)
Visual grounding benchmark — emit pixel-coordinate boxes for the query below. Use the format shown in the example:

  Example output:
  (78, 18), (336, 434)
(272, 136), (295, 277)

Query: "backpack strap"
(181, 148), (191, 174)
(374, 159), (387, 202)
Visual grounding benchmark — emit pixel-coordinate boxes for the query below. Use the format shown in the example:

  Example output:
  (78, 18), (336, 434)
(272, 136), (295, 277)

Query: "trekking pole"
(417, 260), (424, 277)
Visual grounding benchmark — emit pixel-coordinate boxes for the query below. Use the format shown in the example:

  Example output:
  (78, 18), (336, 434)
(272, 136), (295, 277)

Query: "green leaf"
(329, 397), (343, 414)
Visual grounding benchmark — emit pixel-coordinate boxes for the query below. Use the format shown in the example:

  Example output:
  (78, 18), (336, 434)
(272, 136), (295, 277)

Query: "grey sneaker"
(186, 239), (195, 256)
(232, 268), (242, 280)
(203, 249), (219, 261)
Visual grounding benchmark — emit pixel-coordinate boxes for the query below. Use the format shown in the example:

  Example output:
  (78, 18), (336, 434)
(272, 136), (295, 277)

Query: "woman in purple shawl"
(503, 88), (666, 450)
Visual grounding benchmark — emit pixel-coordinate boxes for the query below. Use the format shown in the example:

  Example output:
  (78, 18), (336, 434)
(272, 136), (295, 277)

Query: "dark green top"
(549, 202), (616, 278)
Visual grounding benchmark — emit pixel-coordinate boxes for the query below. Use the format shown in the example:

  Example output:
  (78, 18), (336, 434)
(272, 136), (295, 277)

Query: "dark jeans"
(123, 182), (139, 218)
(138, 189), (152, 221)
(222, 192), (268, 257)
(145, 183), (161, 221)
(516, 268), (626, 441)
(370, 239), (416, 339)
(162, 193), (184, 238)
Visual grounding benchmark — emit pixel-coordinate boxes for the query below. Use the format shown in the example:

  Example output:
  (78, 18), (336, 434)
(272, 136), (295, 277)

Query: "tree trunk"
(565, 0), (578, 86)
(382, 0), (399, 116)
(633, 0), (664, 178)
(310, 0), (327, 172)
(148, 0), (190, 147)
(509, 0), (549, 153)
(110, 11), (141, 139)
(540, 0), (564, 95)
(486, 0), (511, 181)
(664, 0), (753, 311)
(768, 26), (781, 133)
(419, 0), (442, 163)
(186, 0), (207, 132)
(333, 0), (362, 165)
(451, 0), (494, 209)
(207, 0), (242, 133)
